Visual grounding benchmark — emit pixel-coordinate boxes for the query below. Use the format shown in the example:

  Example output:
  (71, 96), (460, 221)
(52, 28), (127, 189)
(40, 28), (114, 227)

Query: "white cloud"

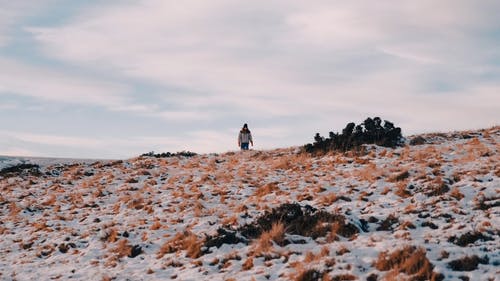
(0, 57), (131, 108)
(1, 0), (498, 158)
(28, 1), (499, 95)
(0, 1), (55, 46)
(0, 58), (207, 121)
(0, 130), (192, 158)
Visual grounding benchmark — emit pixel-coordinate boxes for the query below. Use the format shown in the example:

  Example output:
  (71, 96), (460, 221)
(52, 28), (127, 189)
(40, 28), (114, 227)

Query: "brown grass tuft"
(157, 231), (204, 259)
(317, 193), (338, 206)
(150, 219), (162, 230)
(242, 256), (254, 271)
(111, 239), (132, 258)
(42, 194), (57, 206)
(394, 182), (412, 198)
(254, 182), (280, 197)
(449, 187), (465, 200)
(354, 163), (382, 183)
(8, 202), (21, 217)
(388, 170), (410, 182)
(272, 157), (293, 170)
(102, 228), (119, 243)
(374, 246), (442, 281)
(252, 222), (285, 255)
(426, 177), (449, 197)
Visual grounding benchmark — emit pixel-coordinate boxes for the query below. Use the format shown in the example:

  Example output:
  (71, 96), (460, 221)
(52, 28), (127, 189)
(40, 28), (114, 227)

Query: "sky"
(1, 0), (499, 159)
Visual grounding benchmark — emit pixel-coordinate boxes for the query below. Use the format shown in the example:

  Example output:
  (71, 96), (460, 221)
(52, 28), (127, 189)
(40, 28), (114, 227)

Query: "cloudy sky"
(1, 0), (499, 158)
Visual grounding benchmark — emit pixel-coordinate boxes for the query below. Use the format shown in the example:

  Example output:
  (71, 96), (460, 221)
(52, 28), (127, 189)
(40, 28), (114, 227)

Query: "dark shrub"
(203, 203), (359, 251)
(410, 136), (427, 145)
(295, 269), (323, 281)
(141, 151), (197, 158)
(448, 231), (493, 247)
(304, 117), (404, 154)
(0, 164), (41, 178)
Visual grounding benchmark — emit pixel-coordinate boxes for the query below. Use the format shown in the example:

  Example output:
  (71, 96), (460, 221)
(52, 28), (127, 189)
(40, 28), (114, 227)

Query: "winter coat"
(238, 129), (253, 144)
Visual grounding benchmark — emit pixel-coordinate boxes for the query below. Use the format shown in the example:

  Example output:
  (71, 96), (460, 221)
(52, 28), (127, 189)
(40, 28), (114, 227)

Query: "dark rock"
(22, 242), (33, 250)
(448, 255), (489, 271)
(418, 213), (430, 219)
(359, 219), (370, 232)
(58, 243), (69, 253)
(421, 221), (439, 230)
(204, 228), (246, 251)
(338, 196), (352, 202)
(128, 245), (142, 258)
(376, 214), (399, 231)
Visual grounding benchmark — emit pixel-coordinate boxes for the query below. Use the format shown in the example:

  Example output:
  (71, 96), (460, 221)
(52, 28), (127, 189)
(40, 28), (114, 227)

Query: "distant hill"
(0, 127), (498, 280)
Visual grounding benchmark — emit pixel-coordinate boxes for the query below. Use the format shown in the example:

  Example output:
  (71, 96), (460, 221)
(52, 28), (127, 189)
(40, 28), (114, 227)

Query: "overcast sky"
(1, 0), (499, 158)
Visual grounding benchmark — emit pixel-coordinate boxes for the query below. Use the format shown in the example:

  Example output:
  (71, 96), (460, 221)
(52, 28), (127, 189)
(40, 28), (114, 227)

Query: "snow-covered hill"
(1, 127), (499, 281)
(0, 156), (105, 171)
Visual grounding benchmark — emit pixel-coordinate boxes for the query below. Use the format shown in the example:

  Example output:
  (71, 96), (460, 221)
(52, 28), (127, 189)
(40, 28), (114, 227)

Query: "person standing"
(238, 123), (253, 150)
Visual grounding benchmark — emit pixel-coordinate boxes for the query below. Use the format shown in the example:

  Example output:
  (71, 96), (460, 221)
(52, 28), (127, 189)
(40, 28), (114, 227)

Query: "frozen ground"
(0, 127), (498, 281)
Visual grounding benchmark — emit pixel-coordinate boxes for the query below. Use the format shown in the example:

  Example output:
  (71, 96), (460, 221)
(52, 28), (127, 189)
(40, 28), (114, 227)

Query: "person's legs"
(241, 143), (249, 150)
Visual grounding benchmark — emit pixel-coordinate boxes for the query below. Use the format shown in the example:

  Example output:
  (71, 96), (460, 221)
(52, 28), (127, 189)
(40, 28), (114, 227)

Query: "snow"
(0, 127), (499, 281)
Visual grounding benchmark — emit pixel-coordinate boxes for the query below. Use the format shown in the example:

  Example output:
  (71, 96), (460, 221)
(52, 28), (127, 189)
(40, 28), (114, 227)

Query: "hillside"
(1, 127), (499, 281)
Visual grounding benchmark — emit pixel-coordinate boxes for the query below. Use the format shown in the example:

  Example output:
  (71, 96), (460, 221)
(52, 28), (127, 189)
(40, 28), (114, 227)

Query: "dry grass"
(111, 239), (132, 258)
(150, 219), (163, 230)
(272, 157), (293, 170)
(254, 182), (280, 197)
(102, 228), (119, 243)
(388, 170), (410, 182)
(395, 182), (412, 198)
(221, 215), (238, 226)
(251, 222), (285, 255)
(374, 246), (442, 281)
(412, 146), (439, 163)
(449, 187), (465, 200)
(304, 247), (330, 263)
(193, 201), (205, 217)
(354, 163), (383, 183)
(8, 202), (21, 217)
(157, 231), (204, 259)
(317, 192), (338, 206)
(242, 256), (254, 270)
